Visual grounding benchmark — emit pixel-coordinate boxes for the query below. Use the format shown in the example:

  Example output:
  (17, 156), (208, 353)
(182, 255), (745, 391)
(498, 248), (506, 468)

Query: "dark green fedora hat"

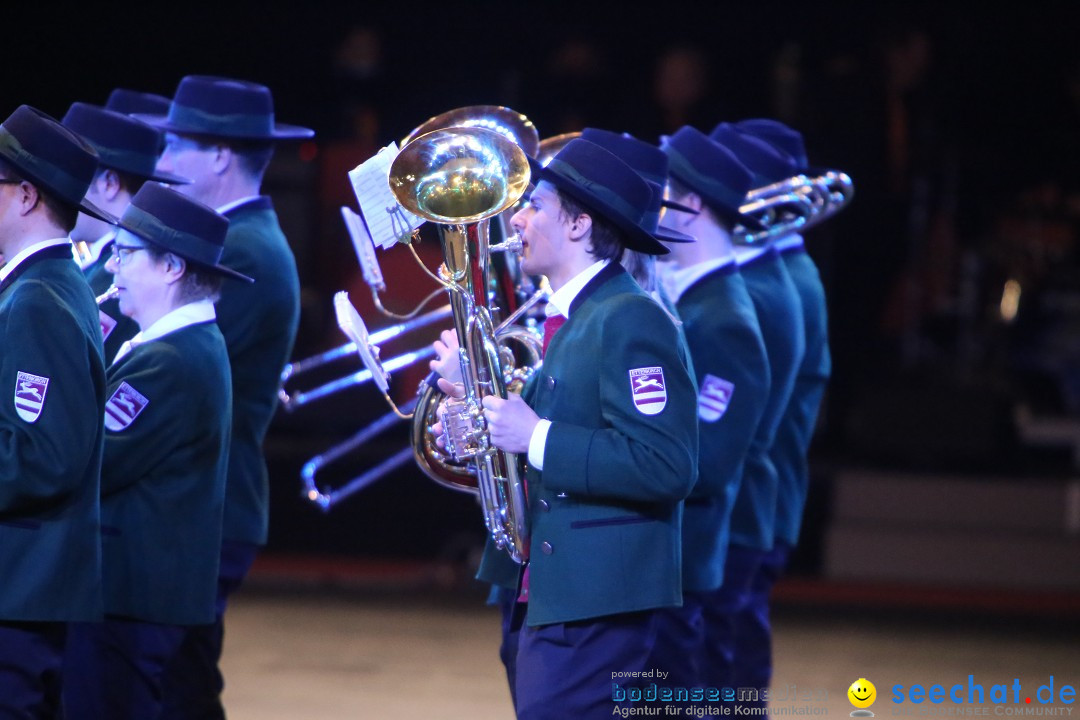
(0, 105), (117, 224)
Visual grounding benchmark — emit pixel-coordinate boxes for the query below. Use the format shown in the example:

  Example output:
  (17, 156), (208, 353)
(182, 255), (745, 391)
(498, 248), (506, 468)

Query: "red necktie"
(542, 314), (566, 358)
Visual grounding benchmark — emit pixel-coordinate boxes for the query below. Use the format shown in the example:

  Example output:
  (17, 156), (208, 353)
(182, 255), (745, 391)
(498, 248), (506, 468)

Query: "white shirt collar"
(774, 233), (804, 252)
(216, 196), (262, 215)
(546, 259), (610, 318)
(112, 299), (218, 365)
(73, 229), (117, 269)
(659, 252), (737, 304)
(0, 238), (72, 283)
(733, 243), (771, 266)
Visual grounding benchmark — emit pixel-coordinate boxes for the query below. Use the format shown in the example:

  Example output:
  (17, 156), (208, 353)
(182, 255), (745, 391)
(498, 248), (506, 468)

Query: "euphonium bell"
(390, 126), (534, 563)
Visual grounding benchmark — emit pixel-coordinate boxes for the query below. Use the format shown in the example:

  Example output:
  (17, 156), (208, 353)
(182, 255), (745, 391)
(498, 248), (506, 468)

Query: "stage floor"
(219, 582), (1077, 719)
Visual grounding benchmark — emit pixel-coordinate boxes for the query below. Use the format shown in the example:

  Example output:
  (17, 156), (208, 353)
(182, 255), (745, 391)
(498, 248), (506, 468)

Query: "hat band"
(0, 128), (88, 205)
(167, 103), (273, 137)
(666, 148), (745, 211)
(93, 146), (157, 179)
(546, 158), (642, 225)
(122, 204), (224, 266)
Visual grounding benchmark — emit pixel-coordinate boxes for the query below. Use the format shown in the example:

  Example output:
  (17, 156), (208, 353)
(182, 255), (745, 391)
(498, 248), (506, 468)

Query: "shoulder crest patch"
(629, 366), (667, 415)
(14, 371), (49, 423)
(698, 374), (735, 422)
(99, 310), (118, 341)
(104, 381), (149, 431)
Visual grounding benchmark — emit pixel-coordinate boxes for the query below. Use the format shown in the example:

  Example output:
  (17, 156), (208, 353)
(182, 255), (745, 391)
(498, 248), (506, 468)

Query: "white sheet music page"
(348, 142), (424, 250)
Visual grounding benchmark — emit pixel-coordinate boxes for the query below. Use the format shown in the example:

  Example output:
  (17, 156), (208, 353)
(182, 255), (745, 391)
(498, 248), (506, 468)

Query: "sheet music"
(340, 206), (385, 290)
(348, 142), (424, 250)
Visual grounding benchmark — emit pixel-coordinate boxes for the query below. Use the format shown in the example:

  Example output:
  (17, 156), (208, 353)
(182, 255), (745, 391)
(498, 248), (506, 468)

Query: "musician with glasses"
(61, 102), (190, 365)
(0, 105), (114, 717)
(140, 75), (313, 718)
(63, 182), (251, 720)
(439, 139), (699, 719)
(655, 126), (773, 691)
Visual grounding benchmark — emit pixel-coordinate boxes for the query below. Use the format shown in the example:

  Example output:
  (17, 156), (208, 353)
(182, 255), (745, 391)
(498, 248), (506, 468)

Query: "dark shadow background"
(8, 3), (1080, 590)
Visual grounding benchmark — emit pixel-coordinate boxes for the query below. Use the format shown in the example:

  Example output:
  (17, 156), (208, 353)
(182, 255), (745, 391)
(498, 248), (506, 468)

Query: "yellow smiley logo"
(848, 678), (877, 709)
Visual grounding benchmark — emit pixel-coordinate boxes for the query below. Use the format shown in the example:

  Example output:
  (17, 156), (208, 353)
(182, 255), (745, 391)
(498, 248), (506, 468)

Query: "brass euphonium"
(389, 126), (534, 563)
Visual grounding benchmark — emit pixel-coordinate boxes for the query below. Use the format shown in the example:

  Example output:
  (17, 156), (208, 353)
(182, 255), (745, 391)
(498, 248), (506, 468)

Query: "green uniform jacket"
(728, 248), (805, 551)
(0, 245), (105, 621)
(216, 198), (300, 545)
(676, 264), (770, 592)
(479, 263), (699, 627)
(770, 244), (830, 546)
(84, 252), (139, 366)
(101, 321), (231, 625)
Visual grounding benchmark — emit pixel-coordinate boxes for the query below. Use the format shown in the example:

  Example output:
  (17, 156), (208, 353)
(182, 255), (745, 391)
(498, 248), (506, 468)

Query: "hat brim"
(527, 156), (669, 256)
(655, 226), (695, 244)
(660, 197), (698, 216)
(194, 261), (254, 283)
(135, 114), (314, 140)
(143, 169), (192, 185)
(113, 221), (253, 283)
(79, 197), (119, 225)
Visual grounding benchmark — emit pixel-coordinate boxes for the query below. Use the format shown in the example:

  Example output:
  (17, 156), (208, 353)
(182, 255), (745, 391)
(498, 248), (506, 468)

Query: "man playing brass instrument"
(437, 138), (699, 719)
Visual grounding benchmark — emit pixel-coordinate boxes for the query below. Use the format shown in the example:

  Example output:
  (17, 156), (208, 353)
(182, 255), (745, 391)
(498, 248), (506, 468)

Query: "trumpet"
(96, 284), (119, 304)
(735, 177), (818, 245)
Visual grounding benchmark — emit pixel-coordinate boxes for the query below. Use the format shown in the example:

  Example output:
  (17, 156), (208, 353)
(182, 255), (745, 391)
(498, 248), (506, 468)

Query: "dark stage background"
(8, 3), (1080, 596)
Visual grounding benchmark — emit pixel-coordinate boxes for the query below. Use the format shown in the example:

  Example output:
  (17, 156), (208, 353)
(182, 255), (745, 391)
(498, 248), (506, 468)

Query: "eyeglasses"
(0, 179), (23, 186)
(110, 243), (148, 265)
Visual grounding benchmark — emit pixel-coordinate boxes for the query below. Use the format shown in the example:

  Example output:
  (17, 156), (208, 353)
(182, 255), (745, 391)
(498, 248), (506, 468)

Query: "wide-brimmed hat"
(527, 138), (668, 256)
(734, 118), (810, 171)
(138, 75), (314, 140)
(0, 105), (117, 224)
(710, 122), (798, 187)
(62, 103), (189, 185)
(580, 128), (696, 244)
(660, 126), (765, 231)
(105, 88), (172, 117)
(117, 182), (253, 283)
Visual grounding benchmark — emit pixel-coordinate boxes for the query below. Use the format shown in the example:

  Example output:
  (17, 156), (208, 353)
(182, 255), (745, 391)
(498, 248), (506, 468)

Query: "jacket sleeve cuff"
(527, 419), (552, 470)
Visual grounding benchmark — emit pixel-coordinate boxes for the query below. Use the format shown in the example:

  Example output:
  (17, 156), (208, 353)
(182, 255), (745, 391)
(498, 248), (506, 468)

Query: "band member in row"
(105, 88), (173, 116)
(730, 118), (832, 703)
(63, 183), (251, 720)
(0, 105), (114, 716)
(654, 125), (774, 690)
(140, 75), (313, 718)
(61, 101), (189, 363)
(440, 139), (699, 719)
(707, 123), (807, 705)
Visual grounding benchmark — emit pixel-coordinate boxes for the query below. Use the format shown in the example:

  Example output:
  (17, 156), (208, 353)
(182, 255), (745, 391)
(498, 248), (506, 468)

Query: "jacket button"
(541, 541), (553, 555)
(539, 499), (550, 511)
(546, 376), (556, 390)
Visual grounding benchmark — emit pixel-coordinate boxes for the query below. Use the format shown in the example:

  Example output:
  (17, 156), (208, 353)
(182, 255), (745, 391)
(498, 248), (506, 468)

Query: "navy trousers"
(158, 540), (258, 720)
(0, 621), (65, 719)
(63, 617), (186, 719)
(493, 586), (524, 713)
(700, 544), (764, 695)
(653, 591), (705, 689)
(732, 542), (790, 706)
(515, 610), (665, 720)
